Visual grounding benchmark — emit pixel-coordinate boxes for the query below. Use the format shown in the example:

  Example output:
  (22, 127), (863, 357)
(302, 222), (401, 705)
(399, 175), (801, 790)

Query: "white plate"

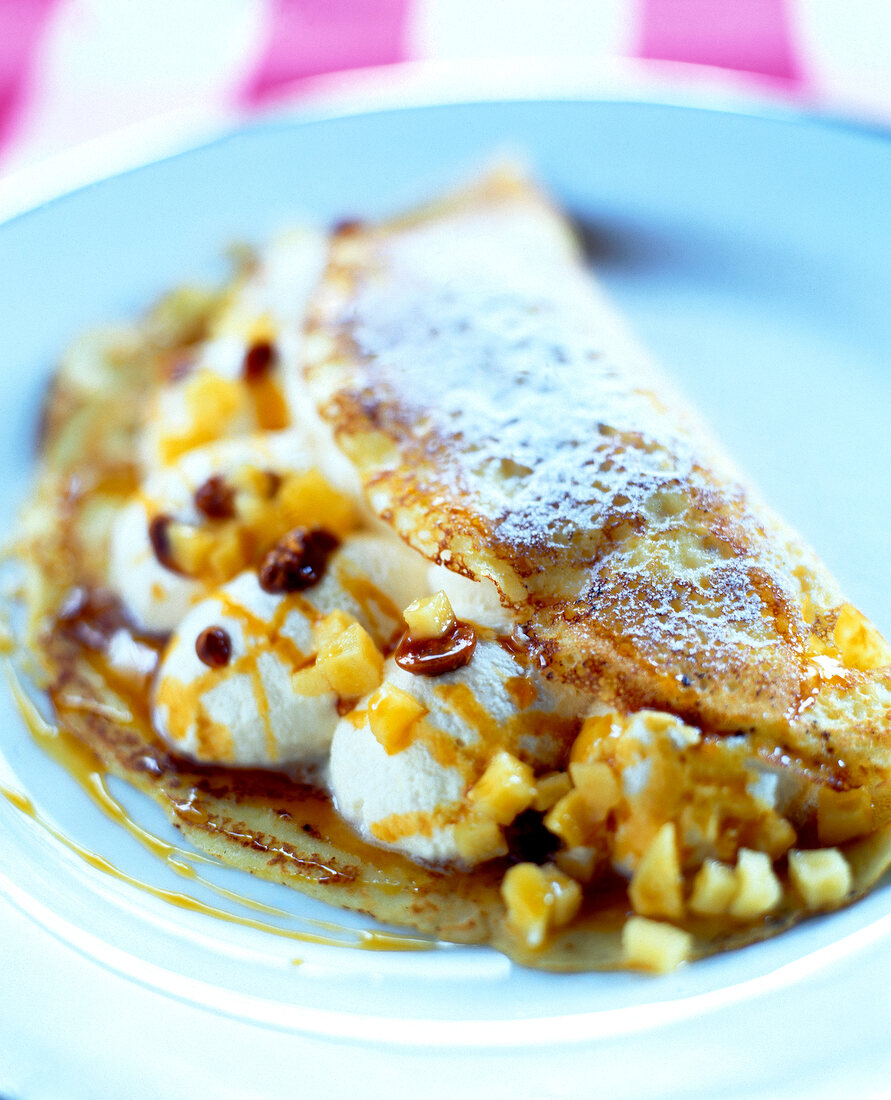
(1, 96), (890, 1098)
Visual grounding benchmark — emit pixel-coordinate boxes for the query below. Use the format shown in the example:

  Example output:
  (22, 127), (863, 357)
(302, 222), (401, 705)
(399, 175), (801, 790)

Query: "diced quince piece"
(750, 812), (796, 860)
(453, 811), (507, 864)
(569, 762), (620, 816)
(276, 470), (357, 539)
(315, 623), (383, 698)
(554, 845), (599, 884)
(230, 464), (275, 501)
(569, 712), (618, 764)
(788, 848), (852, 909)
(161, 371), (241, 463)
(368, 683), (427, 754)
(168, 523), (215, 576)
(641, 711), (676, 735)
(689, 859), (737, 916)
(728, 848), (781, 921)
(544, 763), (620, 848)
(817, 785), (874, 846)
(312, 610), (359, 652)
(403, 590), (457, 641)
(290, 664), (332, 697)
(629, 822), (685, 920)
(622, 916), (692, 974)
(544, 790), (593, 848)
(833, 603), (891, 671)
(184, 371), (241, 422)
(501, 862), (582, 950)
(548, 870), (581, 927)
(205, 527), (248, 582)
(532, 771), (572, 812)
(468, 750), (536, 825)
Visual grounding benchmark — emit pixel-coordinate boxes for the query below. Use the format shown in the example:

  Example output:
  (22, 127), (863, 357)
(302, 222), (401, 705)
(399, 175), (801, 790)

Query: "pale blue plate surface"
(1, 97), (889, 1098)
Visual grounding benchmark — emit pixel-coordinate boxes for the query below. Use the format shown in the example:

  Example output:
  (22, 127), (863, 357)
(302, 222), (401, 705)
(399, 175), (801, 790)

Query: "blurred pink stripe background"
(0, 0), (59, 149)
(0, 0), (888, 184)
(637, 0), (802, 83)
(241, 0), (411, 105)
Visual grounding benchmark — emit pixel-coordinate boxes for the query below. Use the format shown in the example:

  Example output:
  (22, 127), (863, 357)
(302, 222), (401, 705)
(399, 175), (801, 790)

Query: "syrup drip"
(3, 661), (435, 953)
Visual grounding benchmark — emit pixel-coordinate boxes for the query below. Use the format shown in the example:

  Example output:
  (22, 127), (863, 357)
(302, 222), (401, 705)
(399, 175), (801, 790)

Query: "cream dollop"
(152, 533), (431, 766)
(329, 638), (570, 865)
(108, 431), (316, 633)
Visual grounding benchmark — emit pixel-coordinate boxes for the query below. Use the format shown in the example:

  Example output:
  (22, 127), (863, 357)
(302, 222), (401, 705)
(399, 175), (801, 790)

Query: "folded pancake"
(304, 167), (891, 814)
(15, 168), (891, 974)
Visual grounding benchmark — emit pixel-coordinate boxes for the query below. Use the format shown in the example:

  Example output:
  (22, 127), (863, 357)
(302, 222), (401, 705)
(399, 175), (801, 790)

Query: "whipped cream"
(109, 431), (315, 632)
(140, 226), (327, 471)
(329, 639), (569, 865)
(107, 223), (578, 872)
(426, 564), (513, 632)
(152, 533), (430, 766)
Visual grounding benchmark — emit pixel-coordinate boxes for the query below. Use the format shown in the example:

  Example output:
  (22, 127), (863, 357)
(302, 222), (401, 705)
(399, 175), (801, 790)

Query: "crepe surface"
(13, 167), (891, 972)
(305, 168), (891, 798)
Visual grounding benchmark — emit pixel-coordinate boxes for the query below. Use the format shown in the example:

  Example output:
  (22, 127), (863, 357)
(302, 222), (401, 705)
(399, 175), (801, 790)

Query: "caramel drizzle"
(336, 564), (404, 648)
(3, 661), (434, 953)
(159, 587), (317, 762)
(248, 373), (290, 432)
(159, 564), (403, 763)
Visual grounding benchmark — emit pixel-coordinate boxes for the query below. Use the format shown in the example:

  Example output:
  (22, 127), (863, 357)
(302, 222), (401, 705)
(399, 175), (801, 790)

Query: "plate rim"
(0, 64), (888, 229)
(2, 88), (891, 1056)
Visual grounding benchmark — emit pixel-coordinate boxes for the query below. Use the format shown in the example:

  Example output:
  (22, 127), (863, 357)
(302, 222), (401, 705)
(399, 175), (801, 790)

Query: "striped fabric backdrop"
(0, 0), (889, 183)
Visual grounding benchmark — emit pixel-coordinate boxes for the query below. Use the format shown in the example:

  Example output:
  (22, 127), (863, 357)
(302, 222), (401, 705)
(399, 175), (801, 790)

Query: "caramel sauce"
(394, 621), (477, 677)
(1, 779), (430, 952)
(497, 627), (531, 663)
(159, 568), (387, 763)
(4, 659), (436, 953)
(505, 675), (538, 710)
(249, 375), (290, 432)
(194, 475), (236, 520)
(336, 567), (403, 650)
(241, 335), (288, 431)
(195, 626), (232, 668)
(257, 528), (338, 594)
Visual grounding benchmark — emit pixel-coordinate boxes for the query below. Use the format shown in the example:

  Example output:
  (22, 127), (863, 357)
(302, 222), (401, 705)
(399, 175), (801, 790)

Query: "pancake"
(305, 168), (891, 786)
(14, 168), (891, 973)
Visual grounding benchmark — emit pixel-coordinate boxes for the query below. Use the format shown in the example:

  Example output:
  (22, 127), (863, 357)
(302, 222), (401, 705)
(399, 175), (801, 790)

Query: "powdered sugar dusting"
(345, 207), (704, 559)
(308, 177), (833, 730)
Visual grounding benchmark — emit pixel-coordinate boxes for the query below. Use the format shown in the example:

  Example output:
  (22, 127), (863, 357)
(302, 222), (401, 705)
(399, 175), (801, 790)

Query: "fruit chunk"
(501, 862), (582, 950)
(569, 712), (620, 763)
(367, 683), (427, 754)
(628, 822), (684, 920)
(531, 771), (572, 812)
(622, 916), (692, 973)
(403, 590), (456, 640)
(313, 610), (358, 651)
(468, 750), (536, 825)
(788, 848), (852, 909)
(544, 763), (619, 848)
(290, 664), (332, 697)
(688, 859), (737, 917)
(554, 845), (599, 884)
(817, 786), (873, 846)
(453, 812), (508, 864)
(833, 603), (891, 671)
(728, 848), (781, 920)
(316, 623), (384, 697)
